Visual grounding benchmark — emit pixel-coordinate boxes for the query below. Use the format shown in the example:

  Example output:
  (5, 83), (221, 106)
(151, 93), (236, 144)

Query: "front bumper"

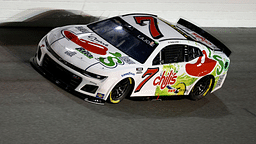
(30, 42), (106, 105)
(30, 56), (105, 105)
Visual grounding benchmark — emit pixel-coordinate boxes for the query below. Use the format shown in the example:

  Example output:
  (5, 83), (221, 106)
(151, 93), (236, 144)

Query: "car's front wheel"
(108, 78), (133, 104)
(189, 76), (214, 100)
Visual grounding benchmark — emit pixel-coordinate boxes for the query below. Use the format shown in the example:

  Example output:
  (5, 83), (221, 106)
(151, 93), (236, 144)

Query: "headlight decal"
(83, 71), (107, 80)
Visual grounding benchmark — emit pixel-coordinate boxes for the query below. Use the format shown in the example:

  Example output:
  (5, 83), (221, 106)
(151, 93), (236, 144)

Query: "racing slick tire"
(108, 78), (133, 104)
(189, 75), (214, 101)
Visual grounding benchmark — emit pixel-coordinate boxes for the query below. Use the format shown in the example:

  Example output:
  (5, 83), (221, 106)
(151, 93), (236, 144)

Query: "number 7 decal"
(134, 16), (164, 39)
(135, 68), (159, 93)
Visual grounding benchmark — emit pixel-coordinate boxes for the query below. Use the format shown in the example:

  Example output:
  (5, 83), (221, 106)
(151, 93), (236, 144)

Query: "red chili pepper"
(185, 50), (216, 77)
(64, 30), (108, 55)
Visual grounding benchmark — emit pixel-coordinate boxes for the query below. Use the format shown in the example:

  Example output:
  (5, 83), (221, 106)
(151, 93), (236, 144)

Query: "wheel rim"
(110, 78), (131, 103)
(193, 77), (212, 96)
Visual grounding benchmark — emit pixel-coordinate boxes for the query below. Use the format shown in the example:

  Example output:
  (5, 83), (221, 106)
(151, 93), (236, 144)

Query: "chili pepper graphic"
(63, 30), (108, 55)
(185, 50), (217, 77)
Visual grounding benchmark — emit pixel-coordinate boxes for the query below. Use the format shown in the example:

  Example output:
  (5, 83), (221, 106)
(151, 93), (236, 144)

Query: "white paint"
(0, 0), (255, 27)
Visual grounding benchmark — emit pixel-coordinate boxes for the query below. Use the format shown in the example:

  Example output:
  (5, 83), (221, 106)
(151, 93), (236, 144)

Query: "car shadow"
(48, 81), (231, 120)
(100, 94), (230, 119)
(0, 9), (101, 28)
(0, 9), (100, 64)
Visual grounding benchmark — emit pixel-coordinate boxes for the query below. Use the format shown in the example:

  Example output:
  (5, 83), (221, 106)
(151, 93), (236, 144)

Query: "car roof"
(120, 13), (187, 42)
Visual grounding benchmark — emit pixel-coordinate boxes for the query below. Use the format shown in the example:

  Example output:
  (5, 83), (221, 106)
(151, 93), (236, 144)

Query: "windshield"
(88, 17), (158, 63)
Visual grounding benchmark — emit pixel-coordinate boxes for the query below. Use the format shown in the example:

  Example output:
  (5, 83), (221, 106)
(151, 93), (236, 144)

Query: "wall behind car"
(0, 0), (255, 27)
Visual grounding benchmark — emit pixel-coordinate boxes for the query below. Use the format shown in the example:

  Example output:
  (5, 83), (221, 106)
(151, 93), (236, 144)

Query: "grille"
(42, 54), (82, 89)
(37, 46), (42, 61)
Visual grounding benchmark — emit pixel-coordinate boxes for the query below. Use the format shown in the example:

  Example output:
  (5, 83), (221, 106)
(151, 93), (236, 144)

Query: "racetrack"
(0, 27), (256, 144)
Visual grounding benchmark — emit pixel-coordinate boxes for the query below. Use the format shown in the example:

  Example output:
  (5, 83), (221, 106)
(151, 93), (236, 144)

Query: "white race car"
(31, 13), (231, 104)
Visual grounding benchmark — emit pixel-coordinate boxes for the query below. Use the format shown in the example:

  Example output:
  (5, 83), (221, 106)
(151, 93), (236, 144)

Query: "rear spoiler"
(177, 18), (231, 57)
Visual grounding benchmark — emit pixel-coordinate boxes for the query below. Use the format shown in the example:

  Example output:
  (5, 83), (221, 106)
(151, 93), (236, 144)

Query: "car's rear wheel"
(108, 78), (133, 104)
(189, 76), (214, 100)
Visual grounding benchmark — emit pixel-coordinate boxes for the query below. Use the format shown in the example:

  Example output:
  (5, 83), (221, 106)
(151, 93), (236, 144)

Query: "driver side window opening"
(152, 44), (203, 65)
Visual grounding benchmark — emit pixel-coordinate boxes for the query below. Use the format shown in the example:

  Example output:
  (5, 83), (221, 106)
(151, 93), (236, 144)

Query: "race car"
(30, 13), (231, 104)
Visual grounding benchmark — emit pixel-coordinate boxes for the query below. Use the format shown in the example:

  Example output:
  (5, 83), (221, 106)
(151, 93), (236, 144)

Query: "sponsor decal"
(96, 93), (104, 99)
(134, 16), (164, 39)
(167, 86), (176, 93)
(75, 48), (93, 59)
(97, 52), (124, 68)
(153, 70), (177, 90)
(185, 50), (217, 77)
(75, 26), (90, 33)
(63, 30), (108, 55)
(64, 51), (77, 57)
(119, 56), (135, 64)
(192, 33), (212, 46)
(121, 72), (135, 77)
(88, 36), (109, 47)
(165, 83), (186, 95)
(136, 67), (143, 74)
(155, 64), (196, 96)
(137, 35), (156, 47)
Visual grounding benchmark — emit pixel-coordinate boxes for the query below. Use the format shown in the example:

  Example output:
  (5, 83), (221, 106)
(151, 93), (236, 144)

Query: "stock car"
(30, 13), (231, 104)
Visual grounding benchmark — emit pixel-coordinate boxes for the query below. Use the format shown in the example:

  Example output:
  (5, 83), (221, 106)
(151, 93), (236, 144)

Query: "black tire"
(108, 78), (133, 104)
(189, 76), (214, 100)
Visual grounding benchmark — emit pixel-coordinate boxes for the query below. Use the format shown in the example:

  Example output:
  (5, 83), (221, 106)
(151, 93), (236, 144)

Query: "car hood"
(46, 25), (138, 73)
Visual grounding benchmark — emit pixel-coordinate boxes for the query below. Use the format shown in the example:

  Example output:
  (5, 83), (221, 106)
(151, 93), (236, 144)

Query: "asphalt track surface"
(0, 27), (255, 144)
